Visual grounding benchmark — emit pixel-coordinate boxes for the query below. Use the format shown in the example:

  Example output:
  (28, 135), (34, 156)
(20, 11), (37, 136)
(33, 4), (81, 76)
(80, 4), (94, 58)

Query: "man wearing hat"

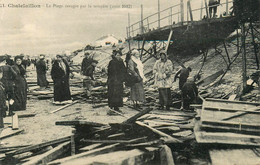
(0, 55), (16, 115)
(81, 52), (93, 76)
(36, 54), (49, 88)
(83, 59), (98, 97)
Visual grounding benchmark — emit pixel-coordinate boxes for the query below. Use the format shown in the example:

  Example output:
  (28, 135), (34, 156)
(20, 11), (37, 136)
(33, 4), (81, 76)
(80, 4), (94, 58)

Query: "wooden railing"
(126, 0), (234, 38)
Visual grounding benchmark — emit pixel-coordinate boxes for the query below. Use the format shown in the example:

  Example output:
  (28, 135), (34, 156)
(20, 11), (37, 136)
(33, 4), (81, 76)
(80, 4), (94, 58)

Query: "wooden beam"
(140, 37), (146, 60)
(136, 121), (182, 143)
(165, 29), (174, 53)
(204, 0), (209, 18)
(201, 120), (260, 130)
(80, 137), (147, 144)
(122, 107), (153, 124)
(12, 113), (19, 130)
(187, 0), (193, 22)
(0, 128), (24, 140)
(180, 0), (184, 23)
(22, 141), (70, 165)
(203, 106), (260, 113)
(50, 100), (80, 113)
(241, 23), (247, 93)
(55, 120), (106, 126)
(48, 143), (120, 164)
(222, 106), (260, 121)
(205, 98), (260, 106)
(17, 113), (36, 118)
(5, 136), (71, 156)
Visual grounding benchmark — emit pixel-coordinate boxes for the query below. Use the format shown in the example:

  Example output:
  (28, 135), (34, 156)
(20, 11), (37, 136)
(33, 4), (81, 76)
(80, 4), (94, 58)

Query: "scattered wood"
(48, 143), (120, 164)
(55, 121), (106, 127)
(222, 106), (260, 121)
(136, 121), (182, 143)
(78, 143), (102, 152)
(17, 113), (36, 118)
(12, 113), (19, 130)
(23, 141), (70, 165)
(93, 103), (108, 108)
(50, 100), (80, 113)
(172, 130), (193, 137)
(80, 137), (147, 144)
(196, 69), (224, 87)
(122, 108), (153, 124)
(5, 136), (71, 156)
(0, 128), (24, 140)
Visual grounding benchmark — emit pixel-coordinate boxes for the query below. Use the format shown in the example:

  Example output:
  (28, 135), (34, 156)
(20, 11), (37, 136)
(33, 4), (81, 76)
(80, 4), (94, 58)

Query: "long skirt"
(158, 88), (172, 106)
(53, 79), (71, 102)
(108, 83), (123, 108)
(12, 79), (27, 111)
(130, 81), (145, 102)
(37, 73), (48, 87)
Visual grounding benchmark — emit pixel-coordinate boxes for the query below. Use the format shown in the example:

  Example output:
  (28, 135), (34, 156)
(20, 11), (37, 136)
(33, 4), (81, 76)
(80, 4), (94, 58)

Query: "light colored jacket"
(153, 59), (174, 88)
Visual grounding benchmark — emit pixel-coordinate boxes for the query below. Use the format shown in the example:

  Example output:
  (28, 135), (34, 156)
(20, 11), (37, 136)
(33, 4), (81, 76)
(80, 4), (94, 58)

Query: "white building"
(95, 34), (121, 47)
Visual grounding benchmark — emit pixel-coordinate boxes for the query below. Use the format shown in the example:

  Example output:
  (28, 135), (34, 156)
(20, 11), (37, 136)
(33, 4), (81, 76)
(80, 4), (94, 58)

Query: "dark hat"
(14, 55), (23, 62)
(0, 55), (6, 63)
(56, 54), (62, 58)
(159, 52), (167, 56)
(84, 52), (90, 55)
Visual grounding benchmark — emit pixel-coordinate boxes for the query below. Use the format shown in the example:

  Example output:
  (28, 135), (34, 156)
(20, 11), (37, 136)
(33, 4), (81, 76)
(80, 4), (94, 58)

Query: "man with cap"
(81, 52), (93, 76)
(0, 55), (16, 115)
(36, 54), (49, 88)
(83, 59), (98, 97)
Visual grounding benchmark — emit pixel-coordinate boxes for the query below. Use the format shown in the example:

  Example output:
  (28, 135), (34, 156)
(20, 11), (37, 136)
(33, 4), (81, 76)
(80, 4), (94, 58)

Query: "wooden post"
(158, 0), (160, 28)
(165, 29), (174, 53)
(223, 41), (231, 64)
(71, 129), (76, 156)
(128, 13), (130, 37)
(180, 0), (184, 23)
(187, 1), (189, 22)
(141, 4), (144, 34)
(170, 7), (172, 25)
(147, 18), (150, 31)
(187, 0), (193, 22)
(241, 23), (247, 93)
(236, 29), (239, 54)
(226, 0), (229, 16)
(205, 0), (209, 18)
(140, 37), (146, 61)
(200, 0), (203, 19)
(250, 21), (260, 69)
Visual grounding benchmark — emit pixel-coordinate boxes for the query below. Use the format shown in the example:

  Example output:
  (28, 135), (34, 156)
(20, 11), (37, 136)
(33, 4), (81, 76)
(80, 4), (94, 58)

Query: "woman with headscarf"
(12, 56), (27, 111)
(51, 55), (72, 104)
(153, 52), (174, 110)
(107, 50), (126, 113)
(125, 49), (146, 109)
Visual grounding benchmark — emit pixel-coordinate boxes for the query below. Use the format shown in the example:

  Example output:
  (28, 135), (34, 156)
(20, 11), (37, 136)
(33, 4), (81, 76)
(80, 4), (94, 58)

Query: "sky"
(0, 0), (229, 55)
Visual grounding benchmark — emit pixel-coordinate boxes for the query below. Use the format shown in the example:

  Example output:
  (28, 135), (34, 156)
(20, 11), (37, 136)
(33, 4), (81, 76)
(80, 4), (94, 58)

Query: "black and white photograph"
(0, 0), (259, 164)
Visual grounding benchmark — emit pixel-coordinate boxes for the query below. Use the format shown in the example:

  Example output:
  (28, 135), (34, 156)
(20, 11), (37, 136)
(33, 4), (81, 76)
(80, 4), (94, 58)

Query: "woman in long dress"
(126, 49), (146, 109)
(107, 51), (126, 112)
(51, 55), (72, 104)
(12, 56), (27, 111)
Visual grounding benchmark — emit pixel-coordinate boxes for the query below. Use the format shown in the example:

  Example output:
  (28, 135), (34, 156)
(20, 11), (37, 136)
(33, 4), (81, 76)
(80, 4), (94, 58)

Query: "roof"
(96, 35), (119, 41)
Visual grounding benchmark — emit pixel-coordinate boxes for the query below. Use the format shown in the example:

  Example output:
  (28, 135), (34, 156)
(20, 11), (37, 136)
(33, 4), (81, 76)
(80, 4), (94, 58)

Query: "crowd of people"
(0, 49), (200, 124)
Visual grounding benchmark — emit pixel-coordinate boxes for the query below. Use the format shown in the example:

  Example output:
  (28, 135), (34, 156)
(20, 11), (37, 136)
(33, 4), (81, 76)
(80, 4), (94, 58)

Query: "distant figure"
(0, 67), (7, 128)
(81, 52), (93, 89)
(209, 0), (220, 18)
(83, 59), (98, 97)
(153, 52), (174, 110)
(107, 50), (126, 113)
(174, 67), (192, 90)
(36, 54), (49, 88)
(181, 75), (199, 111)
(0, 55), (16, 115)
(12, 56), (27, 111)
(51, 55), (72, 105)
(6, 55), (14, 66)
(125, 49), (146, 109)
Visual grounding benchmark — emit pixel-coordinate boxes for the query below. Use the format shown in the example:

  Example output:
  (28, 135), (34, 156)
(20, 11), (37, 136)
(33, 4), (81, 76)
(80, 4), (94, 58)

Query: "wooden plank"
(196, 70), (224, 87)
(50, 100), (80, 113)
(12, 114), (19, 130)
(136, 121), (182, 143)
(23, 141), (70, 165)
(201, 120), (260, 130)
(48, 143), (120, 164)
(205, 98), (260, 106)
(5, 136), (71, 156)
(80, 137), (147, 144)
(209, 149), (260, 165)
(17, 113), (36, 118)
(0, 128), (24, 140)
(195, 131), (260, 146)
(122, 108), (153, 124)
(222, 106), (260, 121)
(55, 121), (106, 127)
(160, 145), (175, 165)
(78, 143), (102, 152)
(203, 106), (260, 113)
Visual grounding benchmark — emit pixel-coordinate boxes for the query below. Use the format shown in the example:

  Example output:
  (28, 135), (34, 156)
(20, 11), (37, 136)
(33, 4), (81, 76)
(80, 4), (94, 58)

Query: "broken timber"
(50, 100), (80, 114)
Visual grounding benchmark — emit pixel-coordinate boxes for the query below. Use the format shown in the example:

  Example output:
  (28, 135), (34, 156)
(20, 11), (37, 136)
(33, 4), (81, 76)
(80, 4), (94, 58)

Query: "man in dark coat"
(0, 67), (7, 127)
(36, 54), (49, 88)
(51, 55), (72, 104)
(81, 52), (93, 76)
(0, 55), (16, 115)
(174, 67), (192, 90)
(181, 76), (199, 110)
(107, 51), (126, 113)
